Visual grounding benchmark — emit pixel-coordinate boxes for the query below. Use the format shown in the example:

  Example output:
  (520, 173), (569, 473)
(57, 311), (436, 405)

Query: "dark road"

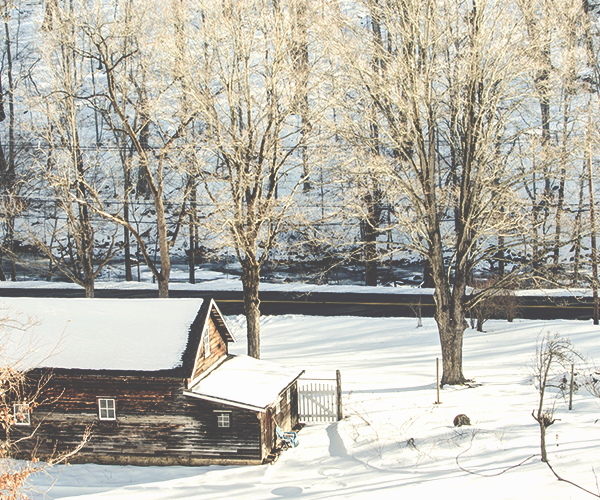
(0, 287), (594, 320)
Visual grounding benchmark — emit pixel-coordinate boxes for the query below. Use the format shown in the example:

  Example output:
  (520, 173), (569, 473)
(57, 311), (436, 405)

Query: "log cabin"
(5, 297), (304, 465)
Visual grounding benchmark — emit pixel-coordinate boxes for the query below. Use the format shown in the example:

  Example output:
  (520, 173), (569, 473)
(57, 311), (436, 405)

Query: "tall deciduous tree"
(339, 0), (531, 384)
(26, 0), (122, 297)
(580, 0), (600, 322)
(186, 0), (330, 358)
(69, 0), (193, 298)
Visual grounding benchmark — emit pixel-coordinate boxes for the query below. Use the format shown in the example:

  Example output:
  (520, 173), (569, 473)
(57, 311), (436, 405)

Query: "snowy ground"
(24, 314), (600, 499)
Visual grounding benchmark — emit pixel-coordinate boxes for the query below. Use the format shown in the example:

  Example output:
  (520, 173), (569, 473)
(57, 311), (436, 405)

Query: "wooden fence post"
(336, 370), (343, 421)
(569, 363), (575, 410)
(436, 358), (441, 404)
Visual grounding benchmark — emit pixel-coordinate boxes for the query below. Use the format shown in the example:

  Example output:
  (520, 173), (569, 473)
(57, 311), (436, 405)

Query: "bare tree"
(531, 333), (579, 462)
(469, 277), (518, 331)
(0, 308), (90, 499)
(0, 0), (40, 282)
(186, 0), (331, 358)
(337, 0), (532, 384)
(580, 0), (600, 323)
(517, 0), (556, 273)
(23, 2), (124, 297)
(57, 0), (195, 298)
(514, 0), (592, 287)
(528, 333), (600, 498)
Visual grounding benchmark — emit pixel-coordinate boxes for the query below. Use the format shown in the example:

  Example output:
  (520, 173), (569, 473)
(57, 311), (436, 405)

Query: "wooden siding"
(272, 382), (299, 432)
(20, 373), (265, 465)
(260, 409), (274, 458)
(260, 382), (299, 456)
(192, 316), (228, 380)
(36, 374), (181, 415)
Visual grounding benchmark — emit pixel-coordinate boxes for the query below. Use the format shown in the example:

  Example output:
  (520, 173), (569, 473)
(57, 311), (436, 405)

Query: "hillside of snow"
(22, 314), (600, 500)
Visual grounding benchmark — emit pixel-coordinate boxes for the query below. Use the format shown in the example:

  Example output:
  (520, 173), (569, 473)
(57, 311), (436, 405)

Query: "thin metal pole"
(436, 358), (441, 404)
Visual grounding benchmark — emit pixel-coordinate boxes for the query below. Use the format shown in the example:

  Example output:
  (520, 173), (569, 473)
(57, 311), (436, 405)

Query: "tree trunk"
(430, 234), (468, 386)
(41, 0), (58, 31)
(84, 282), (94, 298)
(6, 219), (15, 281)
(137, 94), (151, 198)
(242, 261), (261, 359)
(155, 200), (171, 299)
(364, 247), (378, 286)
(188, 186), (197, 284)
(553, 101), (570, 278)
(157, 276), (169, 299)
(476, 314), (484, 332)
(123, 194), (133, 281)
(573, 161), (586, 285)
(4, 14), (14, 185)
(292, 0), (310, 192)
(438, 320), (467, 386)
(587, 125), (599, 325)
(497, 235), (505, 277)
(123, 220), (133, 281)
(188, 226), (196, 285)
(539, 421), (548, 462)
(363, 219), (378, 287)
(363, 192), (381, 287)
(434, 241), (468, 385)
(0, 255), (6, 281)
(422, 259), (435, 288)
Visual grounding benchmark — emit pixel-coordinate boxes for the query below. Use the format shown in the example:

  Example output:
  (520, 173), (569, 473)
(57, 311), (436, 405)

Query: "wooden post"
(569, 363), (575, 410)
(436, 358), (441, 404)
(336, 370), (343, 421)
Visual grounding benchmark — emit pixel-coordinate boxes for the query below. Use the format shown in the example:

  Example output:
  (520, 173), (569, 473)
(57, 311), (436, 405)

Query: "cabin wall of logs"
(18, 372), (265, 465)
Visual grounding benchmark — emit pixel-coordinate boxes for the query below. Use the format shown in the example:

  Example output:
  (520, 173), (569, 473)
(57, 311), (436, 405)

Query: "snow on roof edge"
(183, 390), (266, 412)
(188, 354), (304, 410)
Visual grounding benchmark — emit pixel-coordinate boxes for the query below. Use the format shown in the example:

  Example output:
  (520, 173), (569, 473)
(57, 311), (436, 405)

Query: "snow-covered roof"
(186, 355), (304, 411)
(0, 298), (204, 372)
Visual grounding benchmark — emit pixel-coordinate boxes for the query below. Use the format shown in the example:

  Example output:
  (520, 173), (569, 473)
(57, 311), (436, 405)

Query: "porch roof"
(186, 354), (304, 411)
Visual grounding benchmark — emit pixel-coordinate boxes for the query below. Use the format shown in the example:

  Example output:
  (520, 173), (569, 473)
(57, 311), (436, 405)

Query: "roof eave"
(209, 299), (236, 343)
(183, 390), (266, 412)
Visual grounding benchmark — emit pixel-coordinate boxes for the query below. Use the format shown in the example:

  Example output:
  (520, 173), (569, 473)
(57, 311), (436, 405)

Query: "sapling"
(531, 333), (579, 463)
(530, 335), (600, 498)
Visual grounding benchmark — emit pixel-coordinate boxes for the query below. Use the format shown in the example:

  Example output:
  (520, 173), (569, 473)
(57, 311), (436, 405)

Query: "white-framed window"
(98, 398), (116, 421)
(276, 399), (281, 414)
(217, 413), (230, 428)
(203, 327), (210, 358)
(13, 403), (31, 426)
(286, 388), (291, 404)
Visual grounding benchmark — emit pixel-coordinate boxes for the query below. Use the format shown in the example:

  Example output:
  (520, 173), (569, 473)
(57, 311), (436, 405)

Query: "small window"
(98, 398), (116, 420)
(217, 413), (230, 428)
(286, 388), (291, 404)
(203, 327), (210, 358)
(14, 404), (31, 426)
(276, 400), (281, 414)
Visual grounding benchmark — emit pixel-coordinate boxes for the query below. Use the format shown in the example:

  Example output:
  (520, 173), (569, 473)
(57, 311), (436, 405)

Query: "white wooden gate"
(298, 372), (342, 423)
